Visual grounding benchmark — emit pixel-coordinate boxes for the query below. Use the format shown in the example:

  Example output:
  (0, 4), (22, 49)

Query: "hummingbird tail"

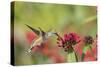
(28, 49), (32, 53)
(28, 46), (34, 53)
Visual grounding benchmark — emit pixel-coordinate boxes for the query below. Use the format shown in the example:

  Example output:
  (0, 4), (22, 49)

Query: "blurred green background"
(13, 2), (97, 65)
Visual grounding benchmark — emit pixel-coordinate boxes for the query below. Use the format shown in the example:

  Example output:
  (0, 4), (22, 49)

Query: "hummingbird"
(26, 24), (57, 53)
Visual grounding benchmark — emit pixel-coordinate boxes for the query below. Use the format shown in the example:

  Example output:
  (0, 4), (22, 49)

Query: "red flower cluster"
(84, 36), (94, 44)
(64, 33), (81, 45)
(57, 33), (81, 52)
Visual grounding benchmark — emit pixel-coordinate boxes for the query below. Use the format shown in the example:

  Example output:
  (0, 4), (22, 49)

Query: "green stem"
(81, 44), (89, 61)
(67, 47), (78, 62)
(74, 51), (78, 62)
(81, 53), (85, 61)
(89, 45), (97, 60)
(81, 44), (97, 61)
(72, 46), (78, 62)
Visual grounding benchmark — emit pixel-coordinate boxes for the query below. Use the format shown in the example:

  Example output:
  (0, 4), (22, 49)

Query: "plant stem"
(74, 51), (78, 62)
(81, 44), (97, 61)
(89, 45), (97, 60)
(72, 46), (78, 62)
(67, 46), (78, 62)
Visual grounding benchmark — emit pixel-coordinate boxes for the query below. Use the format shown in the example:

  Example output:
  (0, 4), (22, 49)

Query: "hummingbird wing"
(38, 27), (46, 38)
(47, 28), (52, 32)
(26, 24), (40, 36)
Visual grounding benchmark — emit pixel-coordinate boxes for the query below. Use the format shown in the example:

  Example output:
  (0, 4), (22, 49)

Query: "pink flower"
(57, 33), (81, 52)
(64, 33), (81, 45)
(84, 36), (94, 44)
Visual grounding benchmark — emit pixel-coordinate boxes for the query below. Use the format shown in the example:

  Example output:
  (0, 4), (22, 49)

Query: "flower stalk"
(81, 36), (96, 61)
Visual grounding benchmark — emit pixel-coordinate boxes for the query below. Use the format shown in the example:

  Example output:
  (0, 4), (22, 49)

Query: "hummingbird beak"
(52, 32), (57, 35)
(51, 32), (58, 36)
(52, 32), (60, 37)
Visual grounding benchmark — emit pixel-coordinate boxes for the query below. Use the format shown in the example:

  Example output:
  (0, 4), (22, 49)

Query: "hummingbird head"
(46, 32), (57, 37)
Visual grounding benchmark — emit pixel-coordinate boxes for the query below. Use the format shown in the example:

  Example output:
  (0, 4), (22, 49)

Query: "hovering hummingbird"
(26, 24), (57, 53)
